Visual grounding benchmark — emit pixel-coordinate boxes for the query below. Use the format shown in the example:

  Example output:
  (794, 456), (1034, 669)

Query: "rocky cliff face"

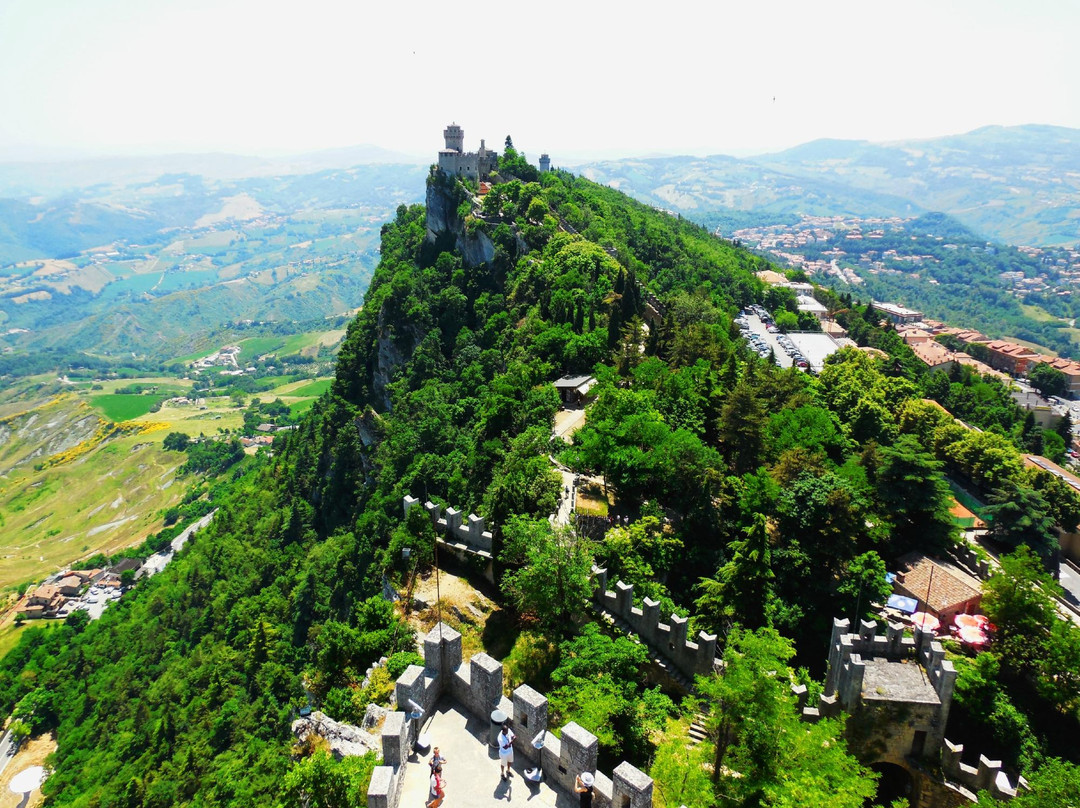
(373, 305), (408, 412)
(425, 178), (495, 267)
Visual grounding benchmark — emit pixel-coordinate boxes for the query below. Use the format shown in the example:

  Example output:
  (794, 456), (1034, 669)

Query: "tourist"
(575, 772), (594, 808)
(498, 722), (516, 780)
(429, 746), (447, 773)
(427, 764), (445, 808)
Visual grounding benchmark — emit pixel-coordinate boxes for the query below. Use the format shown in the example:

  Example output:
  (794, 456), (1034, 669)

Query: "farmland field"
(89, 393), (164, 422)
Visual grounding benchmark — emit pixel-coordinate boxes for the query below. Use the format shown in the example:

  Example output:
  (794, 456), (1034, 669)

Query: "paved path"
(141, 510), (217, 578)
(400, 700), (574, 808)
(0, 730), (13, 778)
(551, 470), (576, 527)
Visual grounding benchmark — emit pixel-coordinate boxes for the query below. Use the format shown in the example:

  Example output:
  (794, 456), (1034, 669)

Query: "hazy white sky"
(0, 0), (1077, 162)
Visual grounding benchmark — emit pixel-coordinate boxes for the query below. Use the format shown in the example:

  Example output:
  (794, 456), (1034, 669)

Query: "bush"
(386, 652), (424, 680)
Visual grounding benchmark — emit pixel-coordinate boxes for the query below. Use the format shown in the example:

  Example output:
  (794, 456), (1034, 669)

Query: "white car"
(86, 596), (99, 604)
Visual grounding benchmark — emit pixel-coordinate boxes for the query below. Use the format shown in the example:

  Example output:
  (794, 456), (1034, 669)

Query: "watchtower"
(539, 154), (551, 173)
(443, 123), (464, 153)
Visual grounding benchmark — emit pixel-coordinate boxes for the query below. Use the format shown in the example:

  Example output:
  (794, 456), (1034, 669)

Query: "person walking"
(429, 747), (447, 773)
(498, 722), (516, 780)
(575, 772), (594, 808)
(427, 764), (445, 808)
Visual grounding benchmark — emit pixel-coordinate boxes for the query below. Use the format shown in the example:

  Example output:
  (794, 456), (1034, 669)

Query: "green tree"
(500, 518), (593, 635)
(281, 751), (377, 808)
(974, 758), (1080, 807)
(695, 627), (875, 806)
(983, 484), (1058, 563)
(163, 432), (190, 451)
(982, 546), (1061, 672)
(875, 435), (956, 555)
(1028, 363), (1069, 399)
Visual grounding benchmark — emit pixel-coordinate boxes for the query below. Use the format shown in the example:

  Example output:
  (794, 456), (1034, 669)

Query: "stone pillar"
(368, 767), (395, 808)
(612, 762), (654, 808)
(424, 500), (442, 525)
(444, 507), (462, 534)
(695, 631), (717, 674)
(470, 652), (504, 715)
(791, 684), (808, 710)
(886, 621), (903, 654)
(614, 581), (634, 618)
(859, 619), (876, 642)
(641, 598), (660, 643)
(424, 622), (461, 678)
(592, 566), (608, 601)
(395, 666), (426, 716)
(559, 722), (598, 793)
(976, 756), (1002, 792)
(668, 614), (688, 649)
(512, 685), (548, 761)
(942, 739), (963, 779)
(381, 711), (408, 766)
(468, 514), (485, 544)
(403, 495), (420, 517)
(841, 654), (865, 708)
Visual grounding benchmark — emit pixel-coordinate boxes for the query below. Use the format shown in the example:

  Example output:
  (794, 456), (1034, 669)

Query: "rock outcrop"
(291, 709), (384, 760)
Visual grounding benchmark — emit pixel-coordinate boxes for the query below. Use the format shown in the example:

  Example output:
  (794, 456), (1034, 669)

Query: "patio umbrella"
(958, 625), (989, 645)
(954, 614), (980, 629)
(9, 766), (45, 794)
(972, 614), (990, 627)
(911, 612), (940, 632)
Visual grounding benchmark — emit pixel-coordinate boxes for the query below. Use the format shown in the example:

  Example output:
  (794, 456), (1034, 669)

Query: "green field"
(289, 378), (333, 398)
(89, 393), (163, 422)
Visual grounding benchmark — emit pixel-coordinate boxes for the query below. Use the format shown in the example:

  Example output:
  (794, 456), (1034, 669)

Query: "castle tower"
(539, 154), (551, 173)
(444, 123), (464, 153)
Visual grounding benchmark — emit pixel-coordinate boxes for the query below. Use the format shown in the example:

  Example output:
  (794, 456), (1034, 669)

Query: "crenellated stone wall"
(367, 623), (654, 808)
(590, 566), (719, 685)
(404, 495), (493, 558)
(818, 617), (1019, 805)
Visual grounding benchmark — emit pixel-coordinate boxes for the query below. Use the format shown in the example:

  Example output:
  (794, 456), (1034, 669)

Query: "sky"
(0, 0), (1077, 163)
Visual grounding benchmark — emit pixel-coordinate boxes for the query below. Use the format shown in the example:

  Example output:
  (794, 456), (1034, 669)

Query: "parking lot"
(57, 585), (122, 621)
(736, 307), (797, 370)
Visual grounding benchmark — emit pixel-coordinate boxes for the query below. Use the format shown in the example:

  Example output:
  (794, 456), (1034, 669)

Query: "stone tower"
(539, 153), (551, 173)
(443, 123), (464, 153)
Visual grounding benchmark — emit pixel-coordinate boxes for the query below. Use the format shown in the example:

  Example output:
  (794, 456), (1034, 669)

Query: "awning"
(887, 594), (918, 614)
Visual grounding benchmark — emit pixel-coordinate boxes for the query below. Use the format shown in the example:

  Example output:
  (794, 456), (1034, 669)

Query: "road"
(1058, 559), (1080, 616)
(0, 729), (12, 777)
(141, 510), (218, 578)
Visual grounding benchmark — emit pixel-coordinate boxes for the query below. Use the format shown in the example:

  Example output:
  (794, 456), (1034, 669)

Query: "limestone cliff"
(425, 176), (495, 267)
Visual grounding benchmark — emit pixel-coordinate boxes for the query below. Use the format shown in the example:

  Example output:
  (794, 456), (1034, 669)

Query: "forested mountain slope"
(0, 159), (1078, 807)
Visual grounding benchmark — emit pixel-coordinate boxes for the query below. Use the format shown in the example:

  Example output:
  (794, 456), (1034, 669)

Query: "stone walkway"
(399, 699), (575, 808)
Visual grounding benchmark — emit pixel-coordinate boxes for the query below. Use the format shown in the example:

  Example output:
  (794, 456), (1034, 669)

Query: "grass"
(89, 393), (163, 422)
(289, 378), (333, 398)
(576, 482), (611, 517)
(0, 622), (31, 661)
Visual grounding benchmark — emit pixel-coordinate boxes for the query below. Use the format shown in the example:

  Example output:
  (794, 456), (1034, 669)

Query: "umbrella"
(9, 766), (45, 794)
(911, 612), (940, 632)
(958, 625), (989, 645)
(972, 614), (990, 627)
(954, 614), (980, 629)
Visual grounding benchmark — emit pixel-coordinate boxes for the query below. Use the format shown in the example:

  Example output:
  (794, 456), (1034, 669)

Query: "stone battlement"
(403, 495), (493, 558)
(819, 617), (1020, 804)
(368, 622), (654, 808)
(591, 566), (719, 684)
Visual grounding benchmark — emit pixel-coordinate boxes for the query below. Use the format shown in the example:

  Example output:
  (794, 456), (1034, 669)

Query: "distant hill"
(0, 162), (426, 357)
(572, 125), (1080, 247)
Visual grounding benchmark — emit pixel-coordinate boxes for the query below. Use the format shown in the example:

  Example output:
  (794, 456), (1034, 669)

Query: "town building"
(872, 301), (924, 324)
(892, 553), (982, 623)
(796, 294), (828, 319)
(437, 123), (498, 181)
(981, 340), (1040, 376)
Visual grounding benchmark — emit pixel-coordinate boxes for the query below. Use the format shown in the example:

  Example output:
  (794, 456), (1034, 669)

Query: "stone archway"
(869, 762), (915, 806)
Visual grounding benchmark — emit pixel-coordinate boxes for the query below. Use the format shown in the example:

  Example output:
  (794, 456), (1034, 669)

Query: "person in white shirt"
(498, 722), (516, 780)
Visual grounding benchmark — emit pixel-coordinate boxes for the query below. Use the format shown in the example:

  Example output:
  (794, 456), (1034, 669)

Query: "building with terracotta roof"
(893, 553), (982, 621)
(982, 341), (1040, 376)
(1034, 356), (1080, 396)
(909, 339), (955, 372)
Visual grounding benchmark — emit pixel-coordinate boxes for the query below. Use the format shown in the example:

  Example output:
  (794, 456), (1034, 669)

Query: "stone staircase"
(688, 712), (709, 746)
